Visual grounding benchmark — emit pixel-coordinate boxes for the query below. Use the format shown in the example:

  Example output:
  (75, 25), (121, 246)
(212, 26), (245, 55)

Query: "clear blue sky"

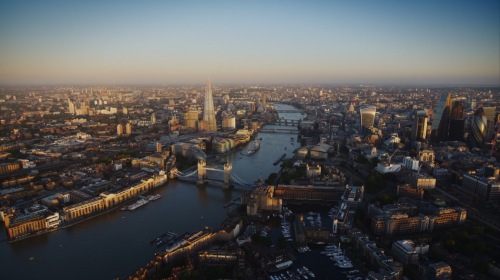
(0, 0), (499, 86)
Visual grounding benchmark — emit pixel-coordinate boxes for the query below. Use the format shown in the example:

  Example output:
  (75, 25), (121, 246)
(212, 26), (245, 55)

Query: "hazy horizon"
(1, 0), (499, 86)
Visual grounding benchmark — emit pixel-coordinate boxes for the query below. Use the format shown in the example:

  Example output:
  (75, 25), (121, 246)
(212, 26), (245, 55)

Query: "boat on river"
(122, 198), (149, 211)
(245, 140), (260, 156)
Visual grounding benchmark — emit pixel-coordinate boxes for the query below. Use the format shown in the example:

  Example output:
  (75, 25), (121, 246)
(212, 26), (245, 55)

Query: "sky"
(0, 0), (499, 86)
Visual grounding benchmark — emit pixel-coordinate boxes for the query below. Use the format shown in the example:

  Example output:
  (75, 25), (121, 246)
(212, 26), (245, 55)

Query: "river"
(0, 104), (304, 280)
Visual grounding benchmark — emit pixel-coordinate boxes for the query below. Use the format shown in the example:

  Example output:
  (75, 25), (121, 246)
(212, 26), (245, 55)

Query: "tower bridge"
(171, 160), (256, 189)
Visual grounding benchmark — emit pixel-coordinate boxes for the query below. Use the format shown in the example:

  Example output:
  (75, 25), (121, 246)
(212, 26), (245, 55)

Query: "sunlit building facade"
(203, 80), (217, 132)
(359, 106), (376, 135)
(411, 110), (428, 141)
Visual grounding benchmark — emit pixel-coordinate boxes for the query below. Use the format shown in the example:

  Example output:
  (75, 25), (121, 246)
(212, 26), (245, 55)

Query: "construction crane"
(491, 122), (500, 157)
(387, 148), (400, 164)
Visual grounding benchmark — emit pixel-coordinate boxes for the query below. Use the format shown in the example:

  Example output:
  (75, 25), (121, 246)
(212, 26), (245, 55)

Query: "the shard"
(203, 80), (217, 132)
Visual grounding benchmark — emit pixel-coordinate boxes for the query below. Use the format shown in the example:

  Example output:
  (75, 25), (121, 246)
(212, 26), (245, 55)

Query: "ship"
(245, 140), (260, 156)
(122, 198), (149, 211)
(147, 194), (161, 201)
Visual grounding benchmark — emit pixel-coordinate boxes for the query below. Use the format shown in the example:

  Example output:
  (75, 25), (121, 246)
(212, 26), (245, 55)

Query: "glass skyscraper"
(469, 107), (488, 148)
(203, 80), (217, 132)
(359, 106), (376, 135)
(432, 93), (452, 142)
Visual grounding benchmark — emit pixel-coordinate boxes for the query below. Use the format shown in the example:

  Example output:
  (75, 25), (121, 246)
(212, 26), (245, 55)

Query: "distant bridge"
(171, 160), (256, 189)
(272, 119), (301, 126)
(275, 109), (305, 113)
(259, 128), (299, 134)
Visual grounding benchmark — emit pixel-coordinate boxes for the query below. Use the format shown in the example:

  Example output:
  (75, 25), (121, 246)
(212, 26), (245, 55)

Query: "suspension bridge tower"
(223, 162), (232, 189)
(197, 159), (207, 185)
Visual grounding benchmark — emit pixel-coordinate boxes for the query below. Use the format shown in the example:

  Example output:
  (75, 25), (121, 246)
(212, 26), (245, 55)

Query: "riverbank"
(5, 181), (167, 244)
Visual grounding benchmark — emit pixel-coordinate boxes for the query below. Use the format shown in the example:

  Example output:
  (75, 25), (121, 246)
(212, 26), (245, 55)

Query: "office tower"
(184, 110), (200, 129)
(448, 100), (465, 141)
(359, 106), (376, 135)
(116, 124), (123, 136)
(261, 93), (267, 111)
(470, 99), (476, 110)
(469, 107), (488, 148)
(68, 98), (76, 115)
(156, 142), (162, 153)
(411, 110), (428, 141)
(125, 122), (132, 135)
(431, 93), (452, 142)
(203, 80), (217, 132)
(151, 113), (157, 124)
(483, 107), (497, 141)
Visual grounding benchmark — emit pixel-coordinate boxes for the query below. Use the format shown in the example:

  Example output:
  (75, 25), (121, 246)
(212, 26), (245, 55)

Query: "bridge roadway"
(259, 128), (299, 134)
(274, 109), (305, 113)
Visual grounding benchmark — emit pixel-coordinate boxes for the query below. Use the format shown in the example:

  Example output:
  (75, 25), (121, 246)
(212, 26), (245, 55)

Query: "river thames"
(0, 104), (303, 280)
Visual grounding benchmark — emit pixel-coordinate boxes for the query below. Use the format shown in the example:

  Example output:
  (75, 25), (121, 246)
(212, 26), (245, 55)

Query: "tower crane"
(491, 122), (500, 157)
(387, 148), (400, 164)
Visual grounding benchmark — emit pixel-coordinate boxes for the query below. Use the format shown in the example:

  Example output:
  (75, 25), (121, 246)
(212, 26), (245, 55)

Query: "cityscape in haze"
(0, 1), (499, 280)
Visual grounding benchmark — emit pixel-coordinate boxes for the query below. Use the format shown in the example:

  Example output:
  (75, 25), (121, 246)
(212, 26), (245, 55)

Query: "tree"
(265, 173), (278, 185)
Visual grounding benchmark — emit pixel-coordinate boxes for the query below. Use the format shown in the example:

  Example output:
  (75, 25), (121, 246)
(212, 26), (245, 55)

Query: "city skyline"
(0, 0), (499, 86)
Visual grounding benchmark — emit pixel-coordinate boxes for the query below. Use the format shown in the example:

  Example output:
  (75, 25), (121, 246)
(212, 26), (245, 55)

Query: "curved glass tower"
(469, 107), (488, 148)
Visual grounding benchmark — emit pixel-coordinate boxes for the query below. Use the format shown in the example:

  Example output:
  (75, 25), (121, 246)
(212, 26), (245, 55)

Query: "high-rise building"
(125, 122), (132, 135)
(261, 93), (267, 111)
(469, 107), (488, 148)
(116, 124), (123, 136)
(483, 107), (497, 141)
(151, 113), (157, 124)
(431, 93), (452, 142)
(203, 80), (217, 132)
(184, 110), (200, 129)
(448, 100), (465, 141)
(68, 98), (76, 115)
(412, 110), (428, 141)
(359, 106), (376, 135)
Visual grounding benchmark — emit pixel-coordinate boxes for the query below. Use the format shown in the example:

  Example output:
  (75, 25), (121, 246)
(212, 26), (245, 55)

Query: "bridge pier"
(197, 159), (207, 185)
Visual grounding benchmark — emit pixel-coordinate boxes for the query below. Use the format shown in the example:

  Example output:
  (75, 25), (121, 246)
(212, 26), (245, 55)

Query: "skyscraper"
(68, 98), (76, 115)
(469, 107), (488, 148)
(448, 100), (465, 141)
(126, 122), (132, 135)
(151, 113), (157, 124)
(359, 106), (376, 135)
(432, 93), (452, 142)
(483, 107), (497, 141)
(203, 80), (217, 132)
(412, 110), (428, 141)
(261, 93), (267, 111)
(116, 124), (123, 135)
